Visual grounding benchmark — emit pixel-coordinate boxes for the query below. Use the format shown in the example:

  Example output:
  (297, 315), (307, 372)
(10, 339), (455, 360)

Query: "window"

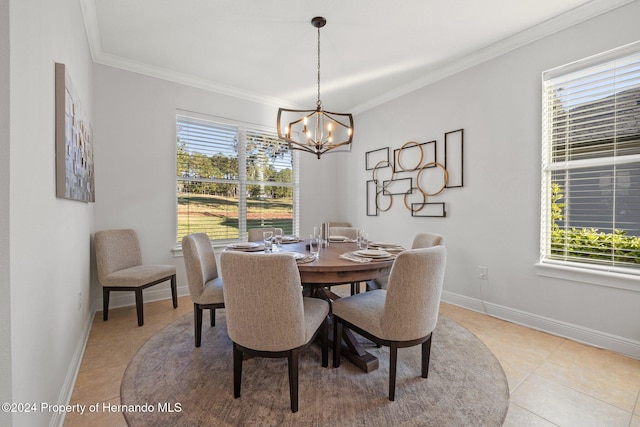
(176, 113), (298, 245)
(540, 43), (640, 275)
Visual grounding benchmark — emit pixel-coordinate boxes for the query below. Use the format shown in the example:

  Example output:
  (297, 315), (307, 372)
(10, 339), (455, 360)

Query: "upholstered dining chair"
(332, 245), (447, 401)
(95, 229), (177, 327)
(247, 227), (283, 242)
(220, 251), (329, 413)
(411, 232), (445, 249)
(328, 226), (358, 240)
(366, 232), (445, 291)
(328, 221), (351, 227)
(182, 233), (225, 347)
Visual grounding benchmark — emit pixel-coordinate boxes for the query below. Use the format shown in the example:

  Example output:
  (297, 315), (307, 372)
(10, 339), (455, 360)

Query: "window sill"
(535, 262), (639, 292)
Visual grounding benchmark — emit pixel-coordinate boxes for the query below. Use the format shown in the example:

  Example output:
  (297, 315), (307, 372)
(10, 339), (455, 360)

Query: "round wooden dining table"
(280, 240), (395, 372)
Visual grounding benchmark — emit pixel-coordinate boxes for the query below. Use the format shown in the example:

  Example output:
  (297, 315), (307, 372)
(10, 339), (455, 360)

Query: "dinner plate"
(281, 236), (299, 243)
(329, 235), (350, 242)
(353, 249), (391, 258)
(227, 242), (260, 249)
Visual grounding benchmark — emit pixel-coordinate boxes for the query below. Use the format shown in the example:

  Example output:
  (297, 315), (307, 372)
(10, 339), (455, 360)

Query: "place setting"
(281, 250), (316, 264)
(281, 235), (300, 244)
(368, 242), (405, 253)
(340, 249), (395, 263)
(225, 242), (264, 252)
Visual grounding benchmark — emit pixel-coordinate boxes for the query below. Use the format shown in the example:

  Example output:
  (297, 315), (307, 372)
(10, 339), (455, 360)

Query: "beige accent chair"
(220, 251), (330, 413)
(182, 233), (225, 347)
(247, 227), (283, 242)
(95, 229), (177, 327)
(332, 245), (447, 401)
(367, 232), (445, 291)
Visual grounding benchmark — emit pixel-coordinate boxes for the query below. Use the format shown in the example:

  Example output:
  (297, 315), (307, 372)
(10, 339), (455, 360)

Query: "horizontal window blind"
(176, 114), (297, 244)
(541, 44), (640, 273)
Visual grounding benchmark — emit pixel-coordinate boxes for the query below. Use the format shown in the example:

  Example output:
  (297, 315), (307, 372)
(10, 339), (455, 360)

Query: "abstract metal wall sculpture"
(365, 129), (463, 217)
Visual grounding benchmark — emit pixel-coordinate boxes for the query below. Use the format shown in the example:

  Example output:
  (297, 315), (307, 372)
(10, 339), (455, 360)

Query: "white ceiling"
(82, 0), (632, 113)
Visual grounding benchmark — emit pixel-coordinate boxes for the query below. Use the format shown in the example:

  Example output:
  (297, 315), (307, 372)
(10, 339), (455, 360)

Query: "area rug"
(121, 313), (509, 426)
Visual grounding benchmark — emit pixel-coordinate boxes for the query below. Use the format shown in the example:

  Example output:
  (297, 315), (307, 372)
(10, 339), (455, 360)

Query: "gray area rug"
(121, 313), (508, 426)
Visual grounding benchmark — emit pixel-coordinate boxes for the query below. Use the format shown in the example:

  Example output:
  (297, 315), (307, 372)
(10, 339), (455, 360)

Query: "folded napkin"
(370, 242), (404, 251)
(296, 255), (316, 264)
(339, 253), (373, 263)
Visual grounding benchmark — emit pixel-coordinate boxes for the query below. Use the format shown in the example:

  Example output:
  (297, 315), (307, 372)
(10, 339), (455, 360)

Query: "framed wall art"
(55, 62), (95, 202)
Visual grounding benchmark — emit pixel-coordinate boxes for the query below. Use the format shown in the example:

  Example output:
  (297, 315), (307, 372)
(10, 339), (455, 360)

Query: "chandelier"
(277, 17), (354, 159)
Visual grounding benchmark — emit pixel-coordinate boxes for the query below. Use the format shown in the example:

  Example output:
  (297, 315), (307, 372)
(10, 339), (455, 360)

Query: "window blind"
(541, 44), (640, 273)
(176, 114), (297, 244)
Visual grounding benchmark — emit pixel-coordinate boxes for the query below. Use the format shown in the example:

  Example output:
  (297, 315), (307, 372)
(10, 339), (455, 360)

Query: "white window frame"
(175, 111), (299, 250)
(538, 41), (640, 291)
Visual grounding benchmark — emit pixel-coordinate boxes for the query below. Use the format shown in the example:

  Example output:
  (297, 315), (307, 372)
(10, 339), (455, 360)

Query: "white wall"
(9, 0), (94, 425)
(92, 64), (341, 307)
(339, 2), (640, 356)
(1, 0), (12, 425)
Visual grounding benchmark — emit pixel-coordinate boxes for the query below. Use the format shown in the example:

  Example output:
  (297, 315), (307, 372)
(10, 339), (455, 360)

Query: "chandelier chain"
(317, 25), (321, 109)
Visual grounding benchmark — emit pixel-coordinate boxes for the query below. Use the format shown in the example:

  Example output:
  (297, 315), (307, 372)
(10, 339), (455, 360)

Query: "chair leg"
(333, 318), (342, 368)
(422, 334), (432, 378)
(210, 308), (216, 327)
(288, 348), (300, 413)
(102, 288), (110, 321)
(134, 288), (144, 326)
(233, 343), (243, 399)
(170, 275), (178, 309)
(389, 345), (398, 401)
(194, 304), (203, 347)
(321, 318), (328, 367)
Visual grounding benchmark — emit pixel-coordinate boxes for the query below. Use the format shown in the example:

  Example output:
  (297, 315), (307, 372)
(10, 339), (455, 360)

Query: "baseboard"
(441, 290), (640, 360)
(92, 284), (191, 312)
(52, 309), (94, 427)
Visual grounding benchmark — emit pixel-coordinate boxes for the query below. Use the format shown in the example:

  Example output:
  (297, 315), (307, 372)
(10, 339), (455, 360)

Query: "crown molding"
(350, 0), (637, 114)
(81, 0), (635, 114)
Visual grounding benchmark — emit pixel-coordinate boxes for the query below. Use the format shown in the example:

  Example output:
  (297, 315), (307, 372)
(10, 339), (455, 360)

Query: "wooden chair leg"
(134, 288), (144, 326)
(389, 345), (398, 401)
(210, 308), (216, 327)
(194, 304), (203, 347)
(321, 318), (328, 367)
(333, 318), (342, 368)
(102, 288), (110, 321)
(233, 343), (243, 399)
(170, 275), (178, 308)
(288, 348), (300, 413)
(422, 335), (432, 378)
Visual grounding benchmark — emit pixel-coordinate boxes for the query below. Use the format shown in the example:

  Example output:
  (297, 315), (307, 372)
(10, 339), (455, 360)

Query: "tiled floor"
(64, 290), (640, 426)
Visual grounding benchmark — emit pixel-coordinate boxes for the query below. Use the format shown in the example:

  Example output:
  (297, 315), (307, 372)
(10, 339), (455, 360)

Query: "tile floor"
(64, 290), (640, 426)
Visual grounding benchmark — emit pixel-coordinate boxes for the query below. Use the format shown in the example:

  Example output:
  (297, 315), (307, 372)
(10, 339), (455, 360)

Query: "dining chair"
(220, 251), (329, 413)
(182, 233), (225, 347)
(366, 232), (445, 291)
(332, 245), (447, 401)
(411, 232), (445, 249)
(328, 226), (358, 240)
(247, 227), (283, 242)
(95, 229), (177, 327)
(329, 221), (351, 227)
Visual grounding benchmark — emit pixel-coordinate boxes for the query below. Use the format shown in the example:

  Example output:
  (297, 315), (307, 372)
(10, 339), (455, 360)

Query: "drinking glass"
(263, 231), (273, 253)
(274, 229), (283, 248)
(357, 229), (366, 249)
(309, 234), (320, 258)
(361, 232), (369, 250)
